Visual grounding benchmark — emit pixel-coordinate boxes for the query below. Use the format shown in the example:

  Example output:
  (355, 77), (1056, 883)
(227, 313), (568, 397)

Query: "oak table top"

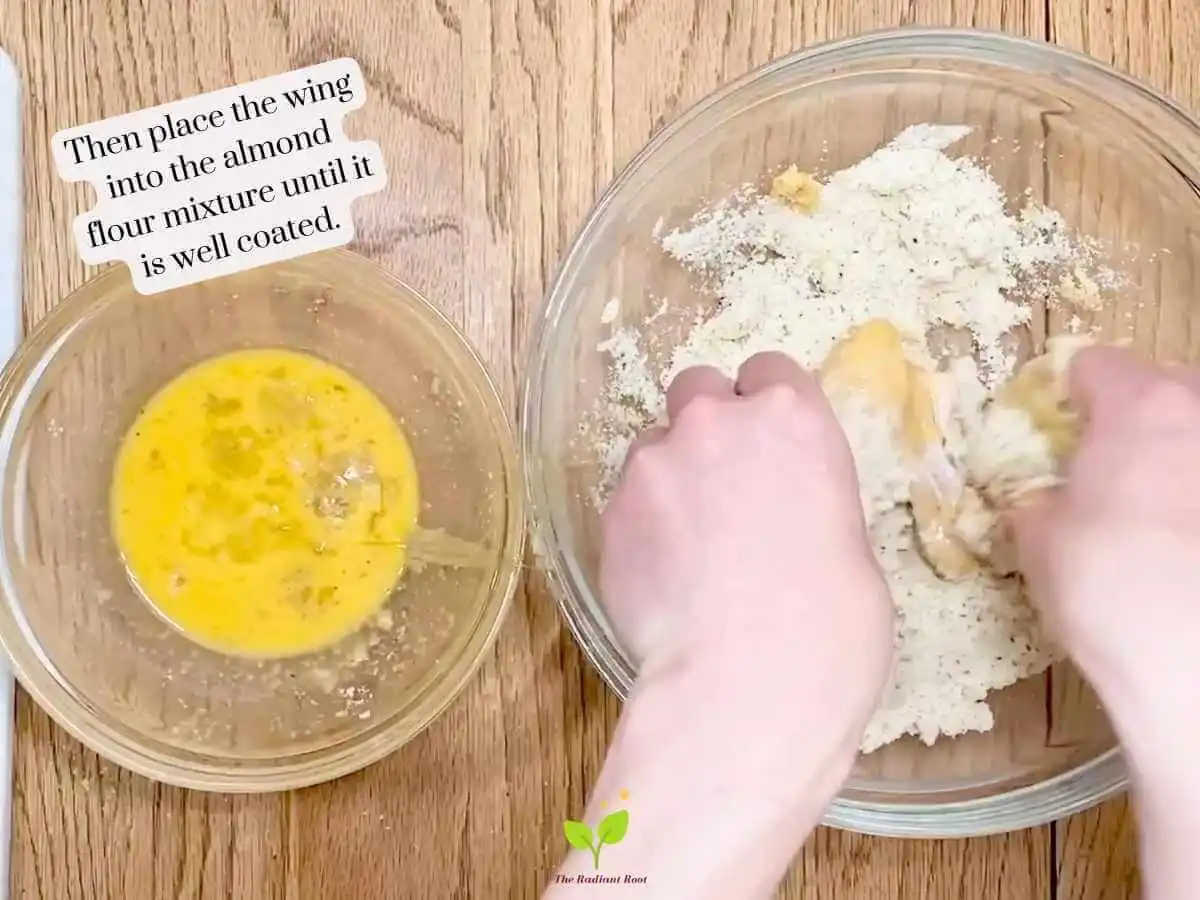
(1, 0), (1185, 897)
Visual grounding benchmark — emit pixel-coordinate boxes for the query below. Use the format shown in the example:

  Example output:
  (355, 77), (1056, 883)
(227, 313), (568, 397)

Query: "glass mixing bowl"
(0, 250), (524, 791)
(523, 28), (1200, 836)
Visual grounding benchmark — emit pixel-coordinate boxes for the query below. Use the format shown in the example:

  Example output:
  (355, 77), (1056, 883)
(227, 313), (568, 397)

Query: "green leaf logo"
(563, 808), (631, 869)
(596, 810), (628, 845)
(563, 820), (594, 851)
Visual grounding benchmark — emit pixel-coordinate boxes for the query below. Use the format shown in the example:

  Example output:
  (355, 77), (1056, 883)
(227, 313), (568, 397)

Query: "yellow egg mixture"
(112, 348), (420, 658)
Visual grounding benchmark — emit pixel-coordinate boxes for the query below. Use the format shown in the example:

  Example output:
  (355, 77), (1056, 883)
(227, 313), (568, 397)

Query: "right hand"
(1012, 345), (1200, 764)
(599, 353), (895, 760)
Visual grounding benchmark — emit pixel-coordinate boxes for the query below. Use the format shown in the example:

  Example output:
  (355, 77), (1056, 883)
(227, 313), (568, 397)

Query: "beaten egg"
(111, 348), (420, 658)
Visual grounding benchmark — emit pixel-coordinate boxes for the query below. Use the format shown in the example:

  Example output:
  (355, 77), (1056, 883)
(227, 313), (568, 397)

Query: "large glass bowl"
(522, 28), (1200, 836)
(0, 250), (524, 791)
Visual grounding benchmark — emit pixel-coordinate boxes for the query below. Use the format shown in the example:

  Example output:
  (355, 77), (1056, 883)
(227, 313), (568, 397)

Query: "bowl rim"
(0, 249), (527, 793)
(522, 26), (1200, 836)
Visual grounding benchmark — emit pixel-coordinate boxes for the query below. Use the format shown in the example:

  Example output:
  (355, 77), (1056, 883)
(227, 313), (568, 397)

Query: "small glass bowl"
(0, 249), (524, 791)
(523, 28), (1200, 836)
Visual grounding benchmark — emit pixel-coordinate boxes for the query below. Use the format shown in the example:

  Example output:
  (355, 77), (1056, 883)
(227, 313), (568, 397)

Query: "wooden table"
(0, 0), (1183, 897)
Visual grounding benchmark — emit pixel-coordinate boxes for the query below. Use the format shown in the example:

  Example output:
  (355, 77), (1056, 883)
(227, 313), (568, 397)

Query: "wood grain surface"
(0, 0), (1191, 896)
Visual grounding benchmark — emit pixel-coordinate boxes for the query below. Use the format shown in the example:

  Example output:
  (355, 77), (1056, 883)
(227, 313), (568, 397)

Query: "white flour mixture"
(589, 124), (1118, 751)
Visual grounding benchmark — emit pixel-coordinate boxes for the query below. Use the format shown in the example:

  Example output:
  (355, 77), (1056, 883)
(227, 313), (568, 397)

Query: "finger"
(664, 365), (733, 423)
(1068, 344), (1163, 427)
(1006, 486), (1061, 576)
(623, 424), (667, 463)
(734, 351), (821, 400)
(1004, 488), (1071, 645)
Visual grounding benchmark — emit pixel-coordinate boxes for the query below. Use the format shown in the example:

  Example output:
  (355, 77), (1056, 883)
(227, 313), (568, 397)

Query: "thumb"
(1006, 489), (1071, 651)
(1006, 487), (1064, 582)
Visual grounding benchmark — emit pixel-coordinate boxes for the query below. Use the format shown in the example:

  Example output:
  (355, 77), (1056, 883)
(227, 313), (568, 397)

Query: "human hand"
(600, 350), (894, 765)
(552, 352), (894, 900)
(1012, 345), (1200, 763)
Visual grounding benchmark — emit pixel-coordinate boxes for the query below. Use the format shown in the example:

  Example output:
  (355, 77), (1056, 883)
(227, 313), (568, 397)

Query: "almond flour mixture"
(589, 125), (1120, 752)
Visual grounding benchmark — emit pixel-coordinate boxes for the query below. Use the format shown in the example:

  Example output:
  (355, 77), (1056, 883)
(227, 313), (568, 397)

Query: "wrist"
(549, 664), (859, 899)
(1093, 673), (1200, 777)
(1115, 713), (1200, 804)
(1119, 730), (1200, 900)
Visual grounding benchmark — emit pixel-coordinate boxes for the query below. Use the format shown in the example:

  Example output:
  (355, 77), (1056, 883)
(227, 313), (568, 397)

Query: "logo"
(563, 789), (631, 870)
